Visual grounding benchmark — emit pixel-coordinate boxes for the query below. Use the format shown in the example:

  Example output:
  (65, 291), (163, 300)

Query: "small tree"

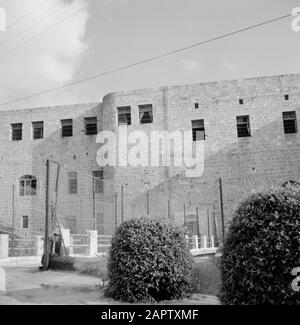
(220, 187), (300, 305)
(105, 217), (193, 303)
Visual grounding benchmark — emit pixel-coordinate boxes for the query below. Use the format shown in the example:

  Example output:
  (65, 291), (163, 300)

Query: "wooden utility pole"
(219, 177), (225, 242)
(207, 209), (210, 240)
(183, 204), (186, 228)
(12, 184), (15, 238)
(43, 159), (50, 270)
(92, 178), (96, 230)
(213, 203), (219, 246)
(53, 162), (60, 234)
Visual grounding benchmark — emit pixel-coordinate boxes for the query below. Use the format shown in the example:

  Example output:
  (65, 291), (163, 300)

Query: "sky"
(0, 0), (299, 110)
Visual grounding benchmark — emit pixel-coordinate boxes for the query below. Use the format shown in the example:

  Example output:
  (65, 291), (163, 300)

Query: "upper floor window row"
(117, 105), (153, 126)
(192, 111), (298, 141)
(10, 117), (98, 141)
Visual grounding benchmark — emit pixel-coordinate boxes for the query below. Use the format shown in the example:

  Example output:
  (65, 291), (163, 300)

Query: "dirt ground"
(0, 262), (219, 305)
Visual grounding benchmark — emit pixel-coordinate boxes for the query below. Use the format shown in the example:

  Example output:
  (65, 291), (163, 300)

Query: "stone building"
(0, 73), (300, 239)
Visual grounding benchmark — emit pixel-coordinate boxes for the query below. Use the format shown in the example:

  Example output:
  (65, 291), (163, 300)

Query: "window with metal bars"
(139, 104), (153, 124)
(68, 172), (78, 194)
(61, 119), (73, 137)
(19, 175), (37, 196)
(85, 117), (97, 135)
(192, 119), (205, 141)
(32, 121), (44, 139)
(117, 106), (131, 126)
(11, 123), (22, 141)
(186, 221), (199, 236)
(22, 216), (29, 229)
(236, 115), (251, 137)
(64, 216), (77, 234)
(93, 170), (104, 193)
(283, 111), (297, 134)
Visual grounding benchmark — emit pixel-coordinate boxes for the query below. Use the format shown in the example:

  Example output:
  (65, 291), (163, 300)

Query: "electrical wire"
(0, 12), (292, 107)
(0, 0), (96, 61)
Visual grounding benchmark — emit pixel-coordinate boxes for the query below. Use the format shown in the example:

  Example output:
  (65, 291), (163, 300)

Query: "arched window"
(19, 175), (37, 196)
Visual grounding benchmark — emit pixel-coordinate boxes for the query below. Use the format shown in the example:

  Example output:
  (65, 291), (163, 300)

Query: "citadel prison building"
(0, 73), (299, 239)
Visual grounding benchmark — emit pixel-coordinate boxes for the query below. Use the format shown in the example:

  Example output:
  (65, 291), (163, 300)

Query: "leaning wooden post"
(219, 177), (225, 243)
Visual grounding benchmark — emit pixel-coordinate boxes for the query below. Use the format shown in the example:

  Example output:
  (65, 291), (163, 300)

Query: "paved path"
(0, 263), (219, 305)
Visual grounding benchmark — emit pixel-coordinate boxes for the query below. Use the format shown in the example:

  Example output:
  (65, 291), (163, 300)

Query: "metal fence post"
(114, 194), (118, 231)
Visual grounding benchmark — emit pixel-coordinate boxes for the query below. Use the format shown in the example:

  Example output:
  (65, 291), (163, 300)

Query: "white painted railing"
(0, 231), (218, 260)
(185, 234), (218, 251)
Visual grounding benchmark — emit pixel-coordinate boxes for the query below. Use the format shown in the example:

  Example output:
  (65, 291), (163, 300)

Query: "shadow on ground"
(0, 264), (219, 305)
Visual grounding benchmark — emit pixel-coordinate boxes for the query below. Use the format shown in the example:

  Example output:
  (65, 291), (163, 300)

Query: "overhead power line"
(0, 0), (96, 61)
(6, 0), (50, 30)
(0, 13), (292, 107)
(0, 2), (68, 50)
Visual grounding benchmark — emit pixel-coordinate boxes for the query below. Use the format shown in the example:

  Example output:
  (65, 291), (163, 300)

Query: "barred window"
(64, 216), (77, 234)
(61, 119), (73, 137)
(68, 172), (78, 194)
(11, 123), (22, 141)
(283, 111), (297, 134)
(22, 216), (29, 229)
(236, 115), (251, 137)
(32, 121), (44, 139)
(117, 106), (131, 126)
(93, 170), (104, 193)
(139, 104), (153, 124)
(19, 175), (37, 196)
(192, 119), (205, 141)
(85, 117), (97, 135)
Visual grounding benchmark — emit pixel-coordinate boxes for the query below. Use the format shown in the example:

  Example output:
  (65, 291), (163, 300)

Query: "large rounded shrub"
(105, 217), (193, 302)
(220, 187), (300, 305)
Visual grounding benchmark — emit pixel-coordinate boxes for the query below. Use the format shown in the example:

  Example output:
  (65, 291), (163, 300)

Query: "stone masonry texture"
(0, 73), (300, 241)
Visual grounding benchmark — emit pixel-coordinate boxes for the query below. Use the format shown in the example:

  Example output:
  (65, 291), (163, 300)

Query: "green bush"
(105, 217), (193, 303)
(220, 187), (300, 305)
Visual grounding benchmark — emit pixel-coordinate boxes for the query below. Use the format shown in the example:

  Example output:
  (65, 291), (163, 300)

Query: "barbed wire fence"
(1, 158), (300, 256)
